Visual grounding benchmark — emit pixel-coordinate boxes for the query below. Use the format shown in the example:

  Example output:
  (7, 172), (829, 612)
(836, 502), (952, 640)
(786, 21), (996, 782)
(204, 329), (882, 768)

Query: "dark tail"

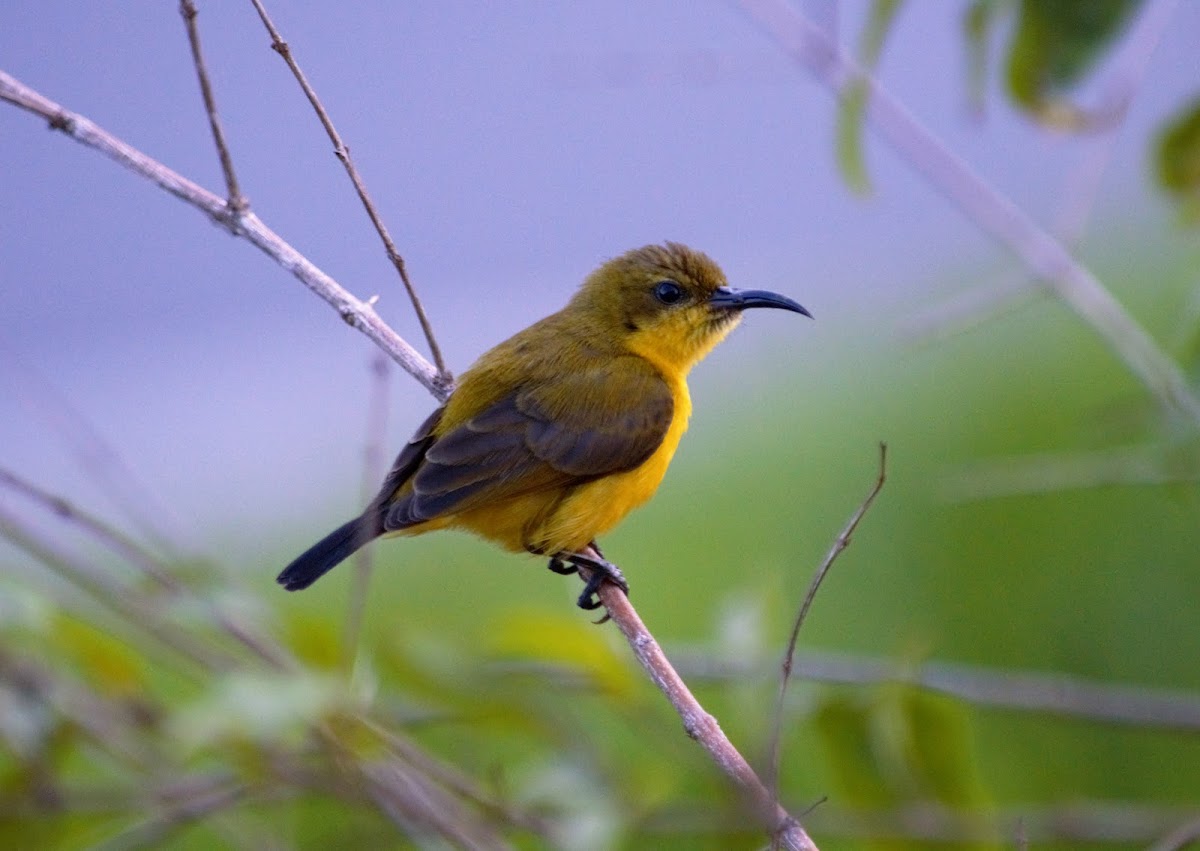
(277, 515), (381, 591)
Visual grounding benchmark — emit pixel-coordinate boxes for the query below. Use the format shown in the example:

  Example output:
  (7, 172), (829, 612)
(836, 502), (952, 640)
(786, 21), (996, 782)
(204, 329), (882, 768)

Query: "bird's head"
(570, 242), (811, 374)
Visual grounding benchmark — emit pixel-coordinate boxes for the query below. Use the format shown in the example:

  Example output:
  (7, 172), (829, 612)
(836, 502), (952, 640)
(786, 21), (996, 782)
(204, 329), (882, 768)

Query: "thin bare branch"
(645, 800), (1200, 846)
(361, 760), (513, 851)
(0, 504), (233, 672)
(0, 465), (293, 670)
(1149, 815), (1200, 851)
(0, 466), (177, 590)
(360, 718), (554, 839)
(0, 70), (450, 402)
(341, 353), (391, 673)
(768, 443), (888, 817)
(739, 0), (1200, 427)
(93, 780), (248, 851)
(673, 647), (1200, 733)
(588, 571), (819, 851)
(940, 443), (1200, 502)
(247, 0), (450, 379)
(179, 0), (246, 211)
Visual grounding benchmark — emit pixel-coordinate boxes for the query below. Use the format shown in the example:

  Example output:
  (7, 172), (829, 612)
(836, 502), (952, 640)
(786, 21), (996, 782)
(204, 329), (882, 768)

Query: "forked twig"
(0, 71), (450, 402)
(247, 0), (449, 379)
(768, 443), (888, 811)
(179, 0), (246, 212)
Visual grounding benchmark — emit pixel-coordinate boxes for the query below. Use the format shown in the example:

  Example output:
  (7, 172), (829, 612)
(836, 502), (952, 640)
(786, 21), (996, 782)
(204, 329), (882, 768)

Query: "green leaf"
(813, 693), (892, 805)
(486, 608), (634, 698)
(886, 687), (991, 810)
(1005, 0), (1143, 127)
(169, 670), (350, 752)
(837, 0), (905, 194)
(1155, 96), (1200, 224)
(816, 686), (998, 848)
(962, 0), (1007, 116)
(49, 615), (145, 698)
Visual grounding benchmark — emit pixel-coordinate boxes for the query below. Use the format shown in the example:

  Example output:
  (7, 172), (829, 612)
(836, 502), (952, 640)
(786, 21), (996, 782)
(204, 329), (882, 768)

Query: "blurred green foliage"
(3, 7), (1200, 846)
(839, 0), (1200, 225)
(1156, 97), (1200, 224)
(1002, 0), (1142, 121)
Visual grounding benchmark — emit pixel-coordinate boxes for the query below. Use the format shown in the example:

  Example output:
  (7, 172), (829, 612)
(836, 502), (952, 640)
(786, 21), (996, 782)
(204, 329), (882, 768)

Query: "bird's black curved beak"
(707, 286), (813, 318)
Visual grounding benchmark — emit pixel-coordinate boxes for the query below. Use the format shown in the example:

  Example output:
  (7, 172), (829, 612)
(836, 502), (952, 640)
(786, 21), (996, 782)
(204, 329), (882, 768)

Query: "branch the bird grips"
(278, 243), (811, 610)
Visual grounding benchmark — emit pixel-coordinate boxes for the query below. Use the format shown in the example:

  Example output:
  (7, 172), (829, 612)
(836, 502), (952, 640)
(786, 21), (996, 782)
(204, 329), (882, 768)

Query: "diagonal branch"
(0, 465), (293, 671)
(739, 0), (1200, 428)
(247, 0), (450, 379)
(0, 503), (232, 673)
(903, 0), (1180, 343)
(0, 70), (452, 402)
(592, 578), (819, 851)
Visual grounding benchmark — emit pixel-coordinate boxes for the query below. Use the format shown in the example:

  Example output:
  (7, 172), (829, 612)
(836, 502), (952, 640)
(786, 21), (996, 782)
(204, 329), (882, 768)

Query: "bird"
(277, 242), (810, 611)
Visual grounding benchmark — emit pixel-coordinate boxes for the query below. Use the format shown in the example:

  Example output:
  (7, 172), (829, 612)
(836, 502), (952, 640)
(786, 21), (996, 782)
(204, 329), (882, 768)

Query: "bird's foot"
(546, 555), (576, 576)
(556, 549), (628, 621)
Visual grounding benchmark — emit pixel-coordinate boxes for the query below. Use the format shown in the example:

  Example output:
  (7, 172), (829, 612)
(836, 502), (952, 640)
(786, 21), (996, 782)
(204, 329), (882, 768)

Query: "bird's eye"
(653, 280), (685, 305)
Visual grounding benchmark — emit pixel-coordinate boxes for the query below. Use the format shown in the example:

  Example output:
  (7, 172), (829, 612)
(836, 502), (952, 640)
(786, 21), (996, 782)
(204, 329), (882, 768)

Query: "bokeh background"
(2, 2), (1199, 849)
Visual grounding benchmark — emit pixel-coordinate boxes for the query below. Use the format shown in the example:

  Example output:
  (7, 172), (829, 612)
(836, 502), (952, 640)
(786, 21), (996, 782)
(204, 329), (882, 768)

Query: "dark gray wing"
(383, 355), (673, 529)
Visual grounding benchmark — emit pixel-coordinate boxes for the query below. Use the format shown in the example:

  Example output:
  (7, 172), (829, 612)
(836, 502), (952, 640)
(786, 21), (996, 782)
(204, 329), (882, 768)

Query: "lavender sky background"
(2, 2), (1198, 567)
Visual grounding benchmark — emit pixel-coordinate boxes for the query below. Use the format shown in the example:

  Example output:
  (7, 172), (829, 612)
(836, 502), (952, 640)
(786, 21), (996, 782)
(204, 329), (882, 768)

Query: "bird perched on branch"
(278, 242), (810, 610)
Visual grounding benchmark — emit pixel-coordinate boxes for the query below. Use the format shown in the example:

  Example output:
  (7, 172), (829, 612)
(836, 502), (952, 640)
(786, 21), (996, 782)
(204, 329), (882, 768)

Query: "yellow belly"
(401, 378), (692, 556)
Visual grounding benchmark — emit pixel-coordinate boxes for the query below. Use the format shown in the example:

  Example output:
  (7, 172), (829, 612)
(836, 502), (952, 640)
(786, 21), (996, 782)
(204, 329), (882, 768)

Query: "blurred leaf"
(170, 670), (349, 752)
(1005, 0), (1142, 128)
(814, 693), (893, 806)
(884, 687), (991, 811)
(962, 0), (1006, 115)
(517, 758), (623, 850)
(837, 0), (905, 193)
(0, 587), (53, 633)
(1155, 96), (1200, 224)
(279, 609), (342, 670)
(486, 609), (634, 699)
(816, 686), (997, 848)
(0, 677), (56, 760)
(50, 615), (144, 697)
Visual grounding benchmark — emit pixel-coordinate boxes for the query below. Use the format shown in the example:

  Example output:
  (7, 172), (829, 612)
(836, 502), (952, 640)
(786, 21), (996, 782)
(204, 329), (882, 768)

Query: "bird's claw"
(550, 550), (629, 620)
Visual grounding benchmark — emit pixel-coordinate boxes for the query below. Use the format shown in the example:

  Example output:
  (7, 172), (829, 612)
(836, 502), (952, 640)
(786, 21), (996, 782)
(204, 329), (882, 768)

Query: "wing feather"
(382, 356), (672, 530)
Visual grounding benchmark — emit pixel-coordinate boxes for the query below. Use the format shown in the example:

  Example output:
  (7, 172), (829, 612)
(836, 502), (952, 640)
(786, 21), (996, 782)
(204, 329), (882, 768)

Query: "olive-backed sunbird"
(278, 242), (810, 609)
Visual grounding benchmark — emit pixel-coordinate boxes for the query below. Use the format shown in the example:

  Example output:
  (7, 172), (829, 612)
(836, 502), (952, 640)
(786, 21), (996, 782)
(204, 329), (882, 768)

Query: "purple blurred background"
(2, 1), (1196, 560)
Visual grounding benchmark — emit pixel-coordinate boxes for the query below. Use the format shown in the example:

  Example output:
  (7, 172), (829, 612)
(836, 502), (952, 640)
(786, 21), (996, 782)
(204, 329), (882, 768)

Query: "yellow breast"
(532, 375), (691, 554)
